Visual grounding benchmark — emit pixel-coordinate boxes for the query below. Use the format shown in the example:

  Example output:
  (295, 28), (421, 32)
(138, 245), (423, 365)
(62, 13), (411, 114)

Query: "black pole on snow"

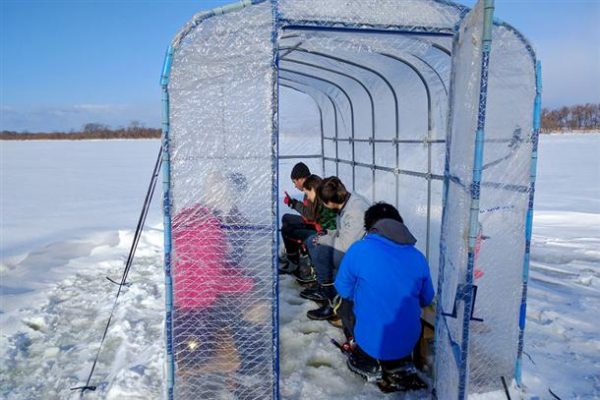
(71, 146), (162, 397)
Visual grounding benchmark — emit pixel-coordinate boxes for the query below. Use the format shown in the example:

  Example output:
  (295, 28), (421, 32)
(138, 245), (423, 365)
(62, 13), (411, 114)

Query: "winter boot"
(293, 245), (316, 284)
(306, 303), (335, 320)
(278, 251), (298, 275)
(278, 246), (287, 263)
(378, 358), (428, 392)
(300, 286), (328, 302)
(346, 346), (382, 382)
(306, 282), (337, 320)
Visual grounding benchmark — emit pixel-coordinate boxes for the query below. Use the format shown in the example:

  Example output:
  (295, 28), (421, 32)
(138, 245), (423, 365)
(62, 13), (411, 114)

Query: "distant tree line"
(2, 105), (599, 140)
(541, 103), (600, 133)
(0, 121), (161, 140)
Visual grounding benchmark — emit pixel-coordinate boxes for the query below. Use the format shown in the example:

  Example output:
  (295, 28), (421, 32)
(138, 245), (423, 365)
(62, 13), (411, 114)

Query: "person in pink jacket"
(173, 204), (254, 310)
(172, 177), (255, 372)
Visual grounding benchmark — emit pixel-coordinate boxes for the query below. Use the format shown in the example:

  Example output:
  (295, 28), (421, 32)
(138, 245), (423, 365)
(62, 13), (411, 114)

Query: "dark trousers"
(305, 235), (334, 283)
(353, 344), (413, 370)
(281, 214), (316, 260)
(336, 299), (356, 340)
(338, 301), (423, 369)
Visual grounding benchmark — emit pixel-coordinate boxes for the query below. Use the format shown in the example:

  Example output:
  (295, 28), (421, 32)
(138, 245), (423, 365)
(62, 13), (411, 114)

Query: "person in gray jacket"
(303, 176), (370, 320)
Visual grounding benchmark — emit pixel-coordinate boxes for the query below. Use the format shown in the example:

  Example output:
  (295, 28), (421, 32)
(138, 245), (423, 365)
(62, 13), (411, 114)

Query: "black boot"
(278, 252), (298, 275)
(236, 323), (268, 376)
(278, 262), (295, 275)
(287, 251), (300, 265)
(300, 286), (328, 302)
(293, 248), (316, 284)
(347, 346), (382, 382)
(306, 303), (335, 320)
(306, 281), (338, 320)
(378, 358), (427, 392)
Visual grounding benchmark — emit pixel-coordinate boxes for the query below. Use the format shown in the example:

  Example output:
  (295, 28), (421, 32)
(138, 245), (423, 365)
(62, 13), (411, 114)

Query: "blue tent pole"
(458, 1), (495, 399)
(515, 60), (542, 387)
(160, 45), (175, 400)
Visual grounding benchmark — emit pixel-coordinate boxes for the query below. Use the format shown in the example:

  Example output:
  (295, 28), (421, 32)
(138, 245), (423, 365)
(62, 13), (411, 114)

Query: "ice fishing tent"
(159, 0), (540, 399)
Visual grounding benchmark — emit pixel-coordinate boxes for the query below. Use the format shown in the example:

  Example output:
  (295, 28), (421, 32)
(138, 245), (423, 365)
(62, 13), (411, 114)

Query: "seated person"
(288, 174), (338, 282)
(172, 203), (254, 372)
(216, 172), (249, 266)
(334, 203), (434, 389)
(279, 162), (314, 272)
(172, 171), (266, 385)
(303, 177), (369, 320)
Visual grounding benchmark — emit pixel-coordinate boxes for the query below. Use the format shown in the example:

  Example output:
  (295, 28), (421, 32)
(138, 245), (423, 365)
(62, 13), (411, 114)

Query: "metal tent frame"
(160, 1), (541, 399)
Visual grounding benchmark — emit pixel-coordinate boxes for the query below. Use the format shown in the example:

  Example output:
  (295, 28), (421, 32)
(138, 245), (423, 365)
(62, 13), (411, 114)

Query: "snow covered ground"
(518, 133), (600, 400)
(1, 140), (165, 399)
(1, 134), (599, 399)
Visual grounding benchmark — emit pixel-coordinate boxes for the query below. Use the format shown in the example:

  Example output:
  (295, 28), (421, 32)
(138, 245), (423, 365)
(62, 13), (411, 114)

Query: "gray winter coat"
(318, 192), (370, 268)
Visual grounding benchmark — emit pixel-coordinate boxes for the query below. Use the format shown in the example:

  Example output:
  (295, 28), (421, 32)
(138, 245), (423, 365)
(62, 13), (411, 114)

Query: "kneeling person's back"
(335, 204), (434, 361)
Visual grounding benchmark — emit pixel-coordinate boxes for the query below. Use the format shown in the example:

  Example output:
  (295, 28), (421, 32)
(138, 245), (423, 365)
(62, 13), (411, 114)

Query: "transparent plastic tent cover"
(160, 0), (539, 399)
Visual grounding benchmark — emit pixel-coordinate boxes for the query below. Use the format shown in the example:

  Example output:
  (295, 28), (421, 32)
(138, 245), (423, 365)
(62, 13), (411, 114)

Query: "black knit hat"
(290, 162), (310, 180)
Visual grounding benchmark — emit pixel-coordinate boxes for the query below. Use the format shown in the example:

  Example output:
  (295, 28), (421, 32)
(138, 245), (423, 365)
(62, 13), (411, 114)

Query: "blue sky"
(1, 0), (599, 132)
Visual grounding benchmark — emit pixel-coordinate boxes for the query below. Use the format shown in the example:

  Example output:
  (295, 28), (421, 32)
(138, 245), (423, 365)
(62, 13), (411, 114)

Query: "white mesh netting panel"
(435, 2), (485, 398)
(466, 22), (536, 395)
(279, 0), (463, 30)
(167, 2), (275, 399)
(436, 1), (536, 397)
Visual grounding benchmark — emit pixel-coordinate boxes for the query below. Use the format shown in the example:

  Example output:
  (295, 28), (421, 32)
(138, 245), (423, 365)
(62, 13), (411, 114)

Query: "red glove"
(283, 191), (296, 208)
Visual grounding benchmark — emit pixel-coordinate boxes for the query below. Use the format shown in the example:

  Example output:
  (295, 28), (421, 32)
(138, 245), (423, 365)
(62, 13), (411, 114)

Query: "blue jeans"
(305, 234), (335, 284)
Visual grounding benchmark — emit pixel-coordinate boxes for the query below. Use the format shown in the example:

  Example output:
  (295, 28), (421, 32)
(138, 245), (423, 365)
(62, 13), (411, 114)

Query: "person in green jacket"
(301, 174), (337, 233)
(280, 173), (337, 282)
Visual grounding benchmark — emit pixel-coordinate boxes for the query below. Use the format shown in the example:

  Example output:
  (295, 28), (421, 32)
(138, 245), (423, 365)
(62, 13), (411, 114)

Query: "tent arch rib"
(280, 68), (357, 187)
(282, 47), (400, 140)
(280, 57), (376, 140)
(281, 46), (407, 203)
(281, 57), (379, 195)
(279, 76), (341, 175)
(279, 81), (329, 173)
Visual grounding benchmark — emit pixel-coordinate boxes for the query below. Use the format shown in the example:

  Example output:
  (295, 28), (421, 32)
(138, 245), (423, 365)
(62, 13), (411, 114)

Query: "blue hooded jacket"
(335, 219), (434, 361)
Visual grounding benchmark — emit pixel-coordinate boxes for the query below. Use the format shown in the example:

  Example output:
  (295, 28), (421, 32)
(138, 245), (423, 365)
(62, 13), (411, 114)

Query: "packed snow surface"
(1, 134), (599, 399)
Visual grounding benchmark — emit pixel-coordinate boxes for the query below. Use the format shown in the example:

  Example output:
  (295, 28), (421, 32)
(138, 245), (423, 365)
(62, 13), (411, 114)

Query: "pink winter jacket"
(172, 205), (254, 310)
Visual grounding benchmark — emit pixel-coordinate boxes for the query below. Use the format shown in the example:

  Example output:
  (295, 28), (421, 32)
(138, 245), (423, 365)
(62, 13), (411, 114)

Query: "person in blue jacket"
(334, 202), (434, 386)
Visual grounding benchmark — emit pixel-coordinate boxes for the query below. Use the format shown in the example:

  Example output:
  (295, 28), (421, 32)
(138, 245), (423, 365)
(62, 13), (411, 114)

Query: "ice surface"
(519, 133), (600, 400)
(0, 140), (162, 260)
(1, 134), (599, 399)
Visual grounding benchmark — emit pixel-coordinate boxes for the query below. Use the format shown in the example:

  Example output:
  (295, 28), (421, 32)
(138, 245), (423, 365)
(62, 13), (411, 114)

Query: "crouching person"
(280, 162), (314, 273)
(172, 204), (254, 373)
(304, 177), (369, 320)
(334, 203), (434, 391)
(291, 174), (338, 283)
